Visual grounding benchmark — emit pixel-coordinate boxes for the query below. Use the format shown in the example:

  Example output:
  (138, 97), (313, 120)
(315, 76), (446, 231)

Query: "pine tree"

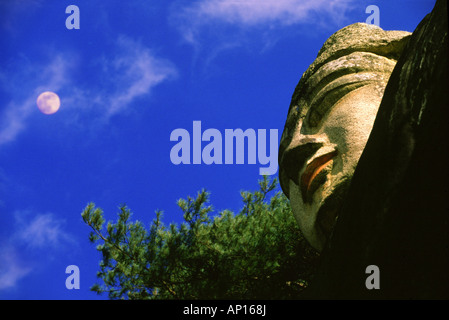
(81, 176), (320, 299)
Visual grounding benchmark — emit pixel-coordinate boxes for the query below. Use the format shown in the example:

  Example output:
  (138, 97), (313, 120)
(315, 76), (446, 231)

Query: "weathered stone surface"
(280, 23), (411, 165)
(305, 0), (449, 299)
(278, 23), (411, 251)
(295, 23), (411, 104)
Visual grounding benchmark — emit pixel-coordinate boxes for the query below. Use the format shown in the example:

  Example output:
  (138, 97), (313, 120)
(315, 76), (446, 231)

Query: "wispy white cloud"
(100, 35), (178, 118)
(0, 210), (74, 291)
(0, 35), (177, 147)
(14, 212), (73, 249)
(0, 245), (32, 290)
(0, 55), (69, 146)
(170, 0), (355, 45)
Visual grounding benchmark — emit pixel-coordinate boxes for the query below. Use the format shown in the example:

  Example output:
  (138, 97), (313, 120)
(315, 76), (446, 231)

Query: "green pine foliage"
(81, 176), (320, 299)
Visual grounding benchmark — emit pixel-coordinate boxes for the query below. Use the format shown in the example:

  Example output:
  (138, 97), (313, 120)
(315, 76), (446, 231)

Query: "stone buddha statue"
(278, 23), (411, 252)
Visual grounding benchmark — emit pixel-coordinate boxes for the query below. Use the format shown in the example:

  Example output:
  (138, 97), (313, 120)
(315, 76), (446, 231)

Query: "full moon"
(37, 91), (60, 115)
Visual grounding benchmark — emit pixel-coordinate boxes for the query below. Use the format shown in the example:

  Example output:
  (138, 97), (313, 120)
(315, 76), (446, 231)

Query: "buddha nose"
(279, 133), (328, 197)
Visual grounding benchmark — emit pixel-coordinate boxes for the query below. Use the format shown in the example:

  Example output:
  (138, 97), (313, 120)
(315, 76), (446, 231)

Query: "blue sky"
(0, 0), (435, 299)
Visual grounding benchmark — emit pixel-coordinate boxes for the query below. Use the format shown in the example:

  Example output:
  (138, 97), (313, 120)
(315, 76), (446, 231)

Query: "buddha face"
(278, 23), (411, 252)
(282, 84), (385, 251)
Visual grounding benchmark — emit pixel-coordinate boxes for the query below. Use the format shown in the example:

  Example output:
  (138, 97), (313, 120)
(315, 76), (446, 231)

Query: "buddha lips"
(170, 121), (279, 175)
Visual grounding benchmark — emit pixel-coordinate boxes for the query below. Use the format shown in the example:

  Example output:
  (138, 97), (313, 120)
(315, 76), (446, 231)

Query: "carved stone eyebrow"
(304, 54), (395, 129)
